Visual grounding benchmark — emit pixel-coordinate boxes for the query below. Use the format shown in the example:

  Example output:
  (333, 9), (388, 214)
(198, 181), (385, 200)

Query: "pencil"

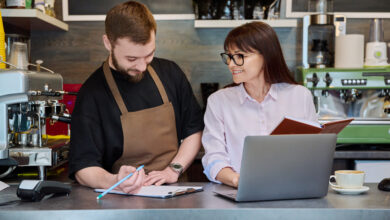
(96, 165), (144, 200)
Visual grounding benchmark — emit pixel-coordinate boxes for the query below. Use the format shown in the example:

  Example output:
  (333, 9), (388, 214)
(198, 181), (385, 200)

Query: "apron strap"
(103, 60), (128, 114)
(147, 65), (169, 104)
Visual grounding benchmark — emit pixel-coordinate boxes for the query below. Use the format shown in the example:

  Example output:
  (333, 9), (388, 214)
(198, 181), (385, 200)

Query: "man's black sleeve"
(68, 85), (105, 180)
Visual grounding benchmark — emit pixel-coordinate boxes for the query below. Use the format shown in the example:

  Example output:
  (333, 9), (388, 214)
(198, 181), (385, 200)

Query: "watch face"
(170, 163), (183, 174)
(172, 164), (182, 169)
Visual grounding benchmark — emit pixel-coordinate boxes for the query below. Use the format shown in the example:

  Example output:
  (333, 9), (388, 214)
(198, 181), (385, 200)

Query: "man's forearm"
(75, 166), (117, 189)
(170, 131), (202, 171)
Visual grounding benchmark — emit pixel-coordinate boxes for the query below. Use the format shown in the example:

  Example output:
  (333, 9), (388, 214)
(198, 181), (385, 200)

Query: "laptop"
(213, 134), (337, 202)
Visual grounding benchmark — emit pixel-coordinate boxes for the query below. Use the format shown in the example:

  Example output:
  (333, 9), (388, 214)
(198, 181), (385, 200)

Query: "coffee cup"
(329, 170), (365, 189)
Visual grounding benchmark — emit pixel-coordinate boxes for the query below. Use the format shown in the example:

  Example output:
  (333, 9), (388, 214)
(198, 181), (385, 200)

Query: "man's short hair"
(105, 1), (156, 45)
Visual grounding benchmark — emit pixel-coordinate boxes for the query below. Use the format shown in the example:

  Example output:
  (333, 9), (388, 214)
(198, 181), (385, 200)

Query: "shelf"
(0, 9), (68, 31)
(194, 19), (297, 28)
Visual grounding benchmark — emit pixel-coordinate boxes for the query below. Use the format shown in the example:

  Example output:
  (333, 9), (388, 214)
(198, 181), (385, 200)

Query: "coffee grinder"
(302, 0), (346, 69)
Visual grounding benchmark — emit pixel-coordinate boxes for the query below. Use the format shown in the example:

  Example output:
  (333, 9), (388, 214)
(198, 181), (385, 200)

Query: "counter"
(0, 182), (389, 220)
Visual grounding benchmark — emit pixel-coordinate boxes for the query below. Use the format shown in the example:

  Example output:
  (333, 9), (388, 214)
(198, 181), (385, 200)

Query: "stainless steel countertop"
(0, 182), (389, 220)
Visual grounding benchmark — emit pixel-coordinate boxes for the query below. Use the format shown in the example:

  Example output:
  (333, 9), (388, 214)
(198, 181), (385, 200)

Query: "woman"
(201, 21), (318, 187)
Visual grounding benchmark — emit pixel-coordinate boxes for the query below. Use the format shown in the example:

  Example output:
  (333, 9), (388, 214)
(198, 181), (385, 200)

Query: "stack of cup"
(9, 42), (28, 69)
(0, 10), (6, 69)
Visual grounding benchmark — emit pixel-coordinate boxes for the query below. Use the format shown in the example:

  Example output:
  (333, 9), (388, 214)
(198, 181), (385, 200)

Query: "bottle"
(25, 0), (32, 9)
(6, 0), (25, 8)
(253, 1), (264, 20)
(232, 0), (243, 20)
(268, 0), (281, 20)
(220, 0), (232, 20)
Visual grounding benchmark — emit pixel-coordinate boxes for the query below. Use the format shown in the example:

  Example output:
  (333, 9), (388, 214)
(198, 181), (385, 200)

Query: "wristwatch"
(169, 163), (184, 175)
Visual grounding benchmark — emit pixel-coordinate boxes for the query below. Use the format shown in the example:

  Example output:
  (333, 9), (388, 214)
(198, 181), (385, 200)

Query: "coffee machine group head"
(302, 0), (346, 68)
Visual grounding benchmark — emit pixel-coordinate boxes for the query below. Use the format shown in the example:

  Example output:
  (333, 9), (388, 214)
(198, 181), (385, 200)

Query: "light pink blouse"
(202, 83), (318, 183)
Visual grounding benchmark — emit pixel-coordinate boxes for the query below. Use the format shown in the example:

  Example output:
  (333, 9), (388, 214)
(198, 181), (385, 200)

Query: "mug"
(329, 170), (365, 189)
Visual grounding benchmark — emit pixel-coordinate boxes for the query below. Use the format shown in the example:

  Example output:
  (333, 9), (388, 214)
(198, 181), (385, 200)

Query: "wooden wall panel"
(30, 19), (390, 107)
(30, 20), (299, 105)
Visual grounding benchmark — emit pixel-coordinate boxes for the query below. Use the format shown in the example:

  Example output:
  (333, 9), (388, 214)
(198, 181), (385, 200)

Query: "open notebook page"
(284, 116), (321, 128)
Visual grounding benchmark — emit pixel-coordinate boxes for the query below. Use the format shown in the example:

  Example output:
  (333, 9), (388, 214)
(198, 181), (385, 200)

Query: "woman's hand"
(231, 172), (240, 188)
(216, 167), (240, 188)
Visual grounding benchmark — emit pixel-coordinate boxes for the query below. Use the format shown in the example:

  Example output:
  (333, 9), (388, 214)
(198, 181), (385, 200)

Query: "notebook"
(95, 185), (203, 199)
(213, 134), (337, 202)
(271, 116), (353, 135)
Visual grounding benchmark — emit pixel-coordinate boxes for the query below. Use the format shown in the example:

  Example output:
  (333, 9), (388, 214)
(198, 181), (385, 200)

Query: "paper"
(0, 181), (9, 191)
(284, 116), (321, 128)
(95, 185), (203, 198)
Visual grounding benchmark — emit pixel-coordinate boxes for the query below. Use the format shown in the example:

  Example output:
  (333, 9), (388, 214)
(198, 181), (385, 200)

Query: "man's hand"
(143, 166), (179, 186)
(115, 165), (145, 194)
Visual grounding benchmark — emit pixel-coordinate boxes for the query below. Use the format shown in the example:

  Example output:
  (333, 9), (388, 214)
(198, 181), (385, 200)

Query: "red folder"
(271, 117), (354, 135)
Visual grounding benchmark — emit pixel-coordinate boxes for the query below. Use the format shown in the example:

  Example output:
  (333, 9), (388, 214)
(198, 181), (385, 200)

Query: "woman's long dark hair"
(224, 21), (297, 86)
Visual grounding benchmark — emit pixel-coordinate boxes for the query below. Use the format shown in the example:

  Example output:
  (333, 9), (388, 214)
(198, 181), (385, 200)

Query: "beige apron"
(103, 61), (178, 174)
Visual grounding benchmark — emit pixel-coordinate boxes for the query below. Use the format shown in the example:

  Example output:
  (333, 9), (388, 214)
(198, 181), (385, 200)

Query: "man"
(69, 1), (203, 194)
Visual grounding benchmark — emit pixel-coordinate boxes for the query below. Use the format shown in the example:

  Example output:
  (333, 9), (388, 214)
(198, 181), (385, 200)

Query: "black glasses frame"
(220, 53), (245, 66)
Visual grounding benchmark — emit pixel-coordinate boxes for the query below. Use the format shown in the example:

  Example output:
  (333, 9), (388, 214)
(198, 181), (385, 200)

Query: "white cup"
(329, 170), (365, 189)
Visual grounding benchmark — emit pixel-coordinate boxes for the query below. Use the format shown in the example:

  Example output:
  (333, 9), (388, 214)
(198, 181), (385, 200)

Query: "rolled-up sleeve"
(201, 94), (232, 183)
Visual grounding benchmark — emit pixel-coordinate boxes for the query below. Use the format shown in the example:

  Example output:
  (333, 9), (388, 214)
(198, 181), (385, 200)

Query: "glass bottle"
(268, 0), (281, 20)
(253, 1), (264, 19)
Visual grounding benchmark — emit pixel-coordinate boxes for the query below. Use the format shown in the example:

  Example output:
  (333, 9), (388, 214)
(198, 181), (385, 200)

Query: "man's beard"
(111, 52), (145, 83)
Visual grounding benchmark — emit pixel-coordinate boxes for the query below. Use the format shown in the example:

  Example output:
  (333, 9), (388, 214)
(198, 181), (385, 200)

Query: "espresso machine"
(299, 0), (390, 144)
(298, 67), (390, 144)
(0, 67), (70, 180)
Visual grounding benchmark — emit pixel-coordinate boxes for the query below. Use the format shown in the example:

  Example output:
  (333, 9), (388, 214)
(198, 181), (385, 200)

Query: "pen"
(96, 165), (144, 200)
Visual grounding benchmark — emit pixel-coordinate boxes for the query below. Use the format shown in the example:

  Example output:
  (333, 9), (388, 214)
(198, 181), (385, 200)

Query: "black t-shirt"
(68, 57), (204, 179)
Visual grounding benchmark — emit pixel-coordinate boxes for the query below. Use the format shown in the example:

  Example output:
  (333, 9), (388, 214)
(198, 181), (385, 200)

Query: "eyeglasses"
(220, 53), (244, 66)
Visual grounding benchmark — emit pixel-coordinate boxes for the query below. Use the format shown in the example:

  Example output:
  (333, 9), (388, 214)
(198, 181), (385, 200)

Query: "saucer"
(331, 186), (369, 195)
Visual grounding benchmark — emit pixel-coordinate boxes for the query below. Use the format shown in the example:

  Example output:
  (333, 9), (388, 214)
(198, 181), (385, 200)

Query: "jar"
(0, 0), (6, 8)
(6, 0), (25, 8)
